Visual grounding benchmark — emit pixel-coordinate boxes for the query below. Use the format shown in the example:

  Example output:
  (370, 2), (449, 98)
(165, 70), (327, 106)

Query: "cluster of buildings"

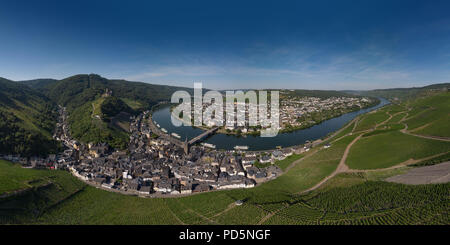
(279, 95), (372, 129)
(190, 91), (373, 134)
(10, 106), (302, 196)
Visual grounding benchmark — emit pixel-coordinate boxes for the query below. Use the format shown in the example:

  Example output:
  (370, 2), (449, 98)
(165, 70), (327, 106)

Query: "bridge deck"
(188, 127), (219, 145)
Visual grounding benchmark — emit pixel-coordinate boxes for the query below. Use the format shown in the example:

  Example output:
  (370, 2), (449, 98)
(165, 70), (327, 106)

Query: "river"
(151, 98), (390, 151)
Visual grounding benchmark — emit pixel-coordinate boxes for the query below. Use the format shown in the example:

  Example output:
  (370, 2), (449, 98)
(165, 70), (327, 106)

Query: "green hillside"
(347, 131), (450, 169)
(347, 90), (450, 170)
(20, 74), (191, 149)
(403, 92), (450, 137)
(0, 78), (60, 156)
(68, 97), (130, 149)
(0, 160), (85, 224)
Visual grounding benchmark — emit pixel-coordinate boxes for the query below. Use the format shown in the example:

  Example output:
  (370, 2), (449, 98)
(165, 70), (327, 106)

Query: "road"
(385, 161), (450, 185)
(300, 134), (361, 194)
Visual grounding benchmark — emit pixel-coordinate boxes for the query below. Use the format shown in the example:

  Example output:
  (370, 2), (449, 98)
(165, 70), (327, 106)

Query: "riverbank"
(151, 97), (390, 151)
(166, 98), (381, 137)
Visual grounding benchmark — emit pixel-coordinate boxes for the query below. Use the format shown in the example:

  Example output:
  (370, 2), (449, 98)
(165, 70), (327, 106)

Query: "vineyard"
(0, 160), (85, 224)
(261, 174), (449, 225)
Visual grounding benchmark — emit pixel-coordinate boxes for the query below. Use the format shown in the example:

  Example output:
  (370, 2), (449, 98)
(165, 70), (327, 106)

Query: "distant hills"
(282, 89), (359, 99)
(345, 83), (449, 100)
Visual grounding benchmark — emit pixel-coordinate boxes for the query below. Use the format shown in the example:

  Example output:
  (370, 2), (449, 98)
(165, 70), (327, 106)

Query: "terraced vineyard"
(263, 173), (449, 225)
(0, 160), (85, 224)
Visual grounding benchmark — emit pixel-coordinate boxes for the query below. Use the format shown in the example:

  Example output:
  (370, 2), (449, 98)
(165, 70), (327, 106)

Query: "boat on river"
(171, 132), (181, 139)
(234, 145), (249, 150)
(201, 143), (216, 149)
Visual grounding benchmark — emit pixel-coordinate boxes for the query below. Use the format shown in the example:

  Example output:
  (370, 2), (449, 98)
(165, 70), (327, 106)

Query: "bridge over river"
(148, 114), (218, 154)
(184, 127), (219, 154)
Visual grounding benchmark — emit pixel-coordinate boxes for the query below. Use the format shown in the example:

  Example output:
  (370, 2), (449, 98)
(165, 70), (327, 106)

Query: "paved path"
(385, 161), (450, 185)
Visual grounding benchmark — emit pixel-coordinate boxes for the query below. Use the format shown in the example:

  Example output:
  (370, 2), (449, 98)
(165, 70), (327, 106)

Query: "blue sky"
(1, 0), (449, 90)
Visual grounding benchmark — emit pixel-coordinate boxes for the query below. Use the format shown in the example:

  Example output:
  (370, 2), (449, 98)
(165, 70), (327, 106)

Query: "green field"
(324, 119), (356, 143)
(347, 131), (450, 169)
(354, 110), (390, 132)
(274, 154), (303, 171)
(121, 98), (144, 110)
(253, 154), (302, 170)
(35, 186), (181, 225)
(0, 160), (76, 194)
(344, 92), (450, 170)
(362, 123), (405, 137)
(404, 92), (450, 137)
(386, 112), (407, 124)
(0, 160), (85, 224)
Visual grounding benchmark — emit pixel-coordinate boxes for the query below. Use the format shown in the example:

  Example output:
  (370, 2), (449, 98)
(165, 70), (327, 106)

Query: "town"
(279, 93), (374, 131)
(0, 105), (316, 196)
(192, 92), (375, 135)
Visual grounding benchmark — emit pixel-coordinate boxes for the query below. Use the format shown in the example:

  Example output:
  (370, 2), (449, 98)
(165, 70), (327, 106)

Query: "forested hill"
(353, 83), (449, 100)
(21, 74), (191, 111)
(17, 78), (58, 91)
(19, 74), (193, 150)
(0, 78), (60, 156)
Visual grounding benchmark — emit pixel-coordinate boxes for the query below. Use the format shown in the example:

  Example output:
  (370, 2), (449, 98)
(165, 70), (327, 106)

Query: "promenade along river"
(151, 98), (390, 151)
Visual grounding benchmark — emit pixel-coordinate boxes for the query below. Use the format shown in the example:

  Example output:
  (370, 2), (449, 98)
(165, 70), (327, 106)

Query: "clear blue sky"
(1, 0), (449, 90)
